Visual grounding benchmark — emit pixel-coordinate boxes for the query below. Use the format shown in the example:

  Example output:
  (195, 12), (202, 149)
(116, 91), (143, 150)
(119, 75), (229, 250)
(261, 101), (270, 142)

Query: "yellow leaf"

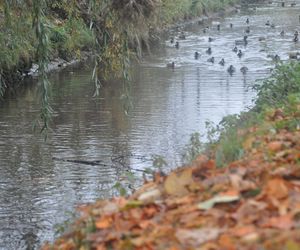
(164, 168), (193, 196)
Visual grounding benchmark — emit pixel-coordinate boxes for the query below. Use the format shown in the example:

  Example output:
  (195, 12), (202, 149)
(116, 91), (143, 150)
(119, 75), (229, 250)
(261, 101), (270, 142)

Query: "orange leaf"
(95, 216), (112, 229)
(262, 214), (294, 230)
(263, 178), (289, 200)
(218, 234), (237, 250)
(229, 225), (256, 237)
(267, 141), (283, 152)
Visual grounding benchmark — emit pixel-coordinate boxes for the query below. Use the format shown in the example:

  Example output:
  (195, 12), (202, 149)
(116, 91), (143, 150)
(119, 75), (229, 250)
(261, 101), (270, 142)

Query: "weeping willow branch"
(32, 0), (53, 137)
(0, 70), (6, 98)
(121, 36), (133, 115)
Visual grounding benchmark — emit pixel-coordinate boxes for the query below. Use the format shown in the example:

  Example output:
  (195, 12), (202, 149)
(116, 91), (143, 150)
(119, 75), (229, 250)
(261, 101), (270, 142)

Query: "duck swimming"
(217, 24), (220, 31)
(206, 47), (212, 54)
(208, 37), (214, 42)
(235, 36), (248, 45)
(265, 20), (270, 26)
(245, 26), (250, 34)
(237, 50), (244, 58)
(219, 58), (225, 66)
(230, 23), (233, 28)
(232, 46), (238, 52)
(258, 36), (266, 41)
(170, 37), (174, 44)
(293, 32), (298, 42)
(178, 32), (186, 40)
(227, 65), (235, 75)
(280, 30), (285, 36)
(246, 18), (249, 24)
(207, 57), (215, 63)
(175, 41), (179, 49)
(273, 54), (281, 62)
(194, 51), (200, 59)
(240, 66), (248, 74)
(166, 62), (175, 69)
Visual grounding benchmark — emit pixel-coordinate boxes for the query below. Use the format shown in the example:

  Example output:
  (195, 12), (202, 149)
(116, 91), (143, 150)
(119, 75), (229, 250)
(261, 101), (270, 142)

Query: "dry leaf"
(164, 168), (193, 196)
(175, 228), (221, 247)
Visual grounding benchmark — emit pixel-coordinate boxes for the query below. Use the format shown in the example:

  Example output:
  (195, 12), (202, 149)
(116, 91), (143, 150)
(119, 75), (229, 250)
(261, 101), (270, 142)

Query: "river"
(1, 1), (300, 249)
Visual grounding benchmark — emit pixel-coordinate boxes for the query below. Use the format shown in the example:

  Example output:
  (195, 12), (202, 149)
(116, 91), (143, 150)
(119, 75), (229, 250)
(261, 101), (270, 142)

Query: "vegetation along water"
(1, 0), (300, 249)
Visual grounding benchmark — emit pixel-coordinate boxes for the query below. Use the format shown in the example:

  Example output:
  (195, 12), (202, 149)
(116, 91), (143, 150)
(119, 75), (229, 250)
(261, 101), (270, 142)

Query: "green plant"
(253, 62), (300, 111)
(182, 132), (204, 163)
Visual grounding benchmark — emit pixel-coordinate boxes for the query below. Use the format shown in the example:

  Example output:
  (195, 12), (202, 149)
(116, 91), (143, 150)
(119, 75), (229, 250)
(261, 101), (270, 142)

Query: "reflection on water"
(1, 2), (300, 249)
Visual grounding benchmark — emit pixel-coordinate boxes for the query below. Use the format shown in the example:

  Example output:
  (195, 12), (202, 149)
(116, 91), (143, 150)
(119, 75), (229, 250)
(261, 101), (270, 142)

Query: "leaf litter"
(42, 108), (300, 249)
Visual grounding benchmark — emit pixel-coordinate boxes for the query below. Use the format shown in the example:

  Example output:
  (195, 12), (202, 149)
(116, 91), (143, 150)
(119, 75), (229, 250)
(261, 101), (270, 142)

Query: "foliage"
(182, 132), (204, 163)
(253, 62), (300, 111)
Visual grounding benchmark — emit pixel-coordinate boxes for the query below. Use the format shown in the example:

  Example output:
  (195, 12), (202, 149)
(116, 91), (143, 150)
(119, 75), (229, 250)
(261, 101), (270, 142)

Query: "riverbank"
(41, 62), (300, 249)
(0, 0), (242, 96)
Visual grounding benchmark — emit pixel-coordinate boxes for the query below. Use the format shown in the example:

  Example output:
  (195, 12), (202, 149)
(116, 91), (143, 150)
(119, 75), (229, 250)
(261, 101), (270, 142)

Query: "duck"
(235, 35), (248, 45)
(237, 50), (244, 58)
(194, 51), (200, 59)
(273, 54), (281, 62)
(265, 20), (270, 26)
(206, 47), (212, 54)
(232, 46), (238, 52)
(219, 58), (225, 66)
(245, 26), (250, 34)
(217, 24), (221, 31)
(207, 57), (215, 63)
(273, 54), (280, 62)
(170, 37), (174, 44)
(258, 36), (266, 41)
(240, 66), (249, 74)
(175, 41), (179, 49)
(227, 65), (235, 75)
(293, 32), (298, 42)
(271, 23), (275, 29)
(267, 54), (281, 62)
(230, 23), (233, 28)
(166, 62), (175, 69)
(246, 18), (249, 24)
(208, 37), (214, 42)
(280, 30), (285, 36)
(178, 32), (186, 40)
(291, 2), (296, 7)
(281, 1), (285, 7)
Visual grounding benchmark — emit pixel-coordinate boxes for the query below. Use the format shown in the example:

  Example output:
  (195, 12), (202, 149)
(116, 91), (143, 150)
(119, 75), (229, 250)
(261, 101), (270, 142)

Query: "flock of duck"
(166, 2), (300, 76)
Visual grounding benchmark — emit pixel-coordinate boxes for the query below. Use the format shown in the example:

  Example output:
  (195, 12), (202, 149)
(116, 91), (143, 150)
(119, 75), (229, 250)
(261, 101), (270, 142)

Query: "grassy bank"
(41, 60), (300, 249)
(0, 0), (239, 94)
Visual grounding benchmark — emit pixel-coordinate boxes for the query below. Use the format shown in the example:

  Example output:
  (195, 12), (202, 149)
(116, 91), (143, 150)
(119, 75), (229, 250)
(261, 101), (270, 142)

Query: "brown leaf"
(218, 234), (237, 250)
(175, 228), (221, 247)
(229, 225), (256, 237)
(95, 216), (113, 229)
(267, 141), (283, 152)
(263, 178), (289, 200)
(262, 214), (294, 230)
(164, 168), (193, 196)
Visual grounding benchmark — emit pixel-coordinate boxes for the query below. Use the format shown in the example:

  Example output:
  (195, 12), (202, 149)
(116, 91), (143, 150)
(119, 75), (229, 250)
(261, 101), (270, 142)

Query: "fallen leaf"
(164, 168), (193, 196)
(262, 214), (294, 230)
(198, 190), (240, 210)
(175, 228), (221, 247)
(218, 234), (236, 250)
(95, 216), (112, 229)
(267, 141), (283, 152)
(138, 188), (161, 203)
(263, 178), (289, 200)
(229, 225), (256, 237)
